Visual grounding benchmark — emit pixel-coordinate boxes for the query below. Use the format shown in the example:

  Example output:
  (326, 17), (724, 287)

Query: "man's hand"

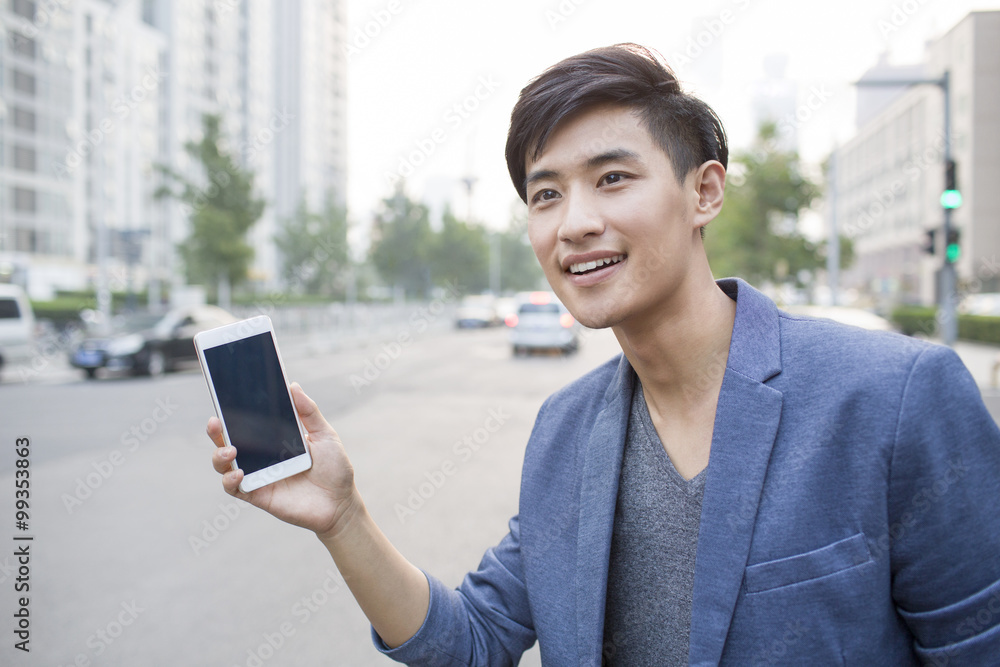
(208, 382), (360, 540)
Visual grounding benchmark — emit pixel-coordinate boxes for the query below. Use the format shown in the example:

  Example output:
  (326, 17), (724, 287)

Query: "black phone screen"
(203, 332), (306, 475)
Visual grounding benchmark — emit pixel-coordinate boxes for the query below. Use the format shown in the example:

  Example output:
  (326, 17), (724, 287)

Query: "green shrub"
(891, 306), (937, 337)
(892, 306), (1000, 344)
(959, 315), (1000, 345)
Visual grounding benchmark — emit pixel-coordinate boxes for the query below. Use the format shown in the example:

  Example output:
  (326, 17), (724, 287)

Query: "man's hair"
(505, 43), (729, 203)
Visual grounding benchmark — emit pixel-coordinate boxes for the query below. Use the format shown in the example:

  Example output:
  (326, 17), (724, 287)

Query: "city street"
(0, 322), (621, 666)
(1, 318), (999, 666)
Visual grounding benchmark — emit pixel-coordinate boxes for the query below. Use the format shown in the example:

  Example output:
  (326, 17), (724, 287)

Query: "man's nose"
(557, 189), (605, 243)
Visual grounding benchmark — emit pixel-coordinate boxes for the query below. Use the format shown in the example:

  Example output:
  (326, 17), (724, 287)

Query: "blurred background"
(2, 0), (1000, 664)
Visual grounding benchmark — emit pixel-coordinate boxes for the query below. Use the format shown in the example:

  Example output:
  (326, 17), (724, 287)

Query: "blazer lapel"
(575, 355), (634, 666)
(689, 279), (784, 666)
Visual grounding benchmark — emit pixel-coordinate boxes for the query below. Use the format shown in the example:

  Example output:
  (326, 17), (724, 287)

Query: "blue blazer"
(378, 279), (1000, 665)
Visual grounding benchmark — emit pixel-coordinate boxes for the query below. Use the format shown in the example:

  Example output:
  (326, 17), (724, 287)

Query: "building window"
(12, 187), (37, 212)
(11, 0), (35, 20)
(14, 228), (36, 252)
(9, 33), (36, 59)
(13, 146), (36, 171)
(12, 107), (35, 132)
(11, 69), (35, 95)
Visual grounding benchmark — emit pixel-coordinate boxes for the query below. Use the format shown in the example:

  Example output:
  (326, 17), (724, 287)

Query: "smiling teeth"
(569, 254), (625, 275)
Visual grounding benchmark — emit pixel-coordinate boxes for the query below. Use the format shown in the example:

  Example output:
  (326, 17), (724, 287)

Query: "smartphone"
(194, 315), (312, 493)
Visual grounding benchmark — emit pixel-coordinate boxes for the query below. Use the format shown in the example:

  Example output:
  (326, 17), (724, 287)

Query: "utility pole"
(854, 71), (957, 346)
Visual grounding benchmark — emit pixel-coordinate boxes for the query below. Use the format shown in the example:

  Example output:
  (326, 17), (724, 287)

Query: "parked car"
(960, 293), (1000, 317)
(0, 284), (36, 379)
(455, 294), (498, 328)
(70, 305), (237, 379)
(508, 292), (579, 355)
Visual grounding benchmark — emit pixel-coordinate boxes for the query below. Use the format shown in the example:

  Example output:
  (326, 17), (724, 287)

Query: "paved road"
(0, 324), (622, 666)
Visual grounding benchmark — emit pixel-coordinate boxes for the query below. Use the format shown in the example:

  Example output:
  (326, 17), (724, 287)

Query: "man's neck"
(613, 274), (736, 412)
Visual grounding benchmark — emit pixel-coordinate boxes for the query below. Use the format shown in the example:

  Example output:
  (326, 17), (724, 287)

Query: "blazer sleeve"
(372, 514), (536, 666)
(888, 344), (1000, 663)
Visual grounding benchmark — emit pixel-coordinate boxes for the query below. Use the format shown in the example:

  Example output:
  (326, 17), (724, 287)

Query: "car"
(507, 292), (579, 355)
(455, 294), (498, 328)
(69, 305), (237, 379)
(0, 284), (36, 379)
(960, 293), (1000, 317)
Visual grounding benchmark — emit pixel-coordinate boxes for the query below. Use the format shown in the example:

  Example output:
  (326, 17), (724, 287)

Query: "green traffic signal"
(945, 228), (961, 263)
(941, 189), (962, 209)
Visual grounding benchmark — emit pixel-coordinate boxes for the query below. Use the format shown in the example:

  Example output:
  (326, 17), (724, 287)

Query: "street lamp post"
(854, 71), (957, 346)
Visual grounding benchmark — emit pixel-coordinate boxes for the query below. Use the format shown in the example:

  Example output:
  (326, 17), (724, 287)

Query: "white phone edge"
(193, 315), (312, 493)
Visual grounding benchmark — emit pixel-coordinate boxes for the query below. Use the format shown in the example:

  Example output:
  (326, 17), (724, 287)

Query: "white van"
(0, 284), (35, 379)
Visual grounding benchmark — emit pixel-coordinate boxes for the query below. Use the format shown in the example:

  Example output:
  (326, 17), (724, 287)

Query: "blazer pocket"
(744, 532), (872, 594)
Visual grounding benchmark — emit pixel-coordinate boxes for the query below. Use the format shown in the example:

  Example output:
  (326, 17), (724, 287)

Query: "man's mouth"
(568, 254), (626, 275)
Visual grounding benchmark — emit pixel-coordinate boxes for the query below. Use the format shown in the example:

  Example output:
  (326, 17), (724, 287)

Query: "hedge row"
(30, 291), (151, 330)
(891, 306), (1000, 344)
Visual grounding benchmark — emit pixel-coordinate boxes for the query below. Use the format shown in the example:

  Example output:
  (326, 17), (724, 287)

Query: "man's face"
(524, 104), (707, 330)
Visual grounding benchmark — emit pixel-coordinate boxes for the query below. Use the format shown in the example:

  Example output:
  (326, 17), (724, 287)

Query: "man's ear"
(691, 160), (726, 230)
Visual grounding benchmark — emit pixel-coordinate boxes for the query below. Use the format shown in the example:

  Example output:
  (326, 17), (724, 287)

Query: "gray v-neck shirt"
(602, 380), (707, 666)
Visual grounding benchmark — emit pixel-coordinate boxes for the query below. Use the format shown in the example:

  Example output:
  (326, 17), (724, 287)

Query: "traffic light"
(941, 159), (962, 209)
(946, 228), (961, 263)
(922, 228), (937, 255)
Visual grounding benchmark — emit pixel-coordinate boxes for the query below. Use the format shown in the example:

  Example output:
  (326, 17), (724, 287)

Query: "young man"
(209, 44), (1000, 665)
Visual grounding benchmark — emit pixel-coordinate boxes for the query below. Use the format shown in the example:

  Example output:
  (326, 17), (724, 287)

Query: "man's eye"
(533, 189), (559, 203)
(601, 173), (625, 186)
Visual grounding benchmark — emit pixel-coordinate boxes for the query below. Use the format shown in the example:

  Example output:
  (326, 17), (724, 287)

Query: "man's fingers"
(207, 417), (226, 447)
(221, 468), (245, 496)
(212, 443), (238, 474)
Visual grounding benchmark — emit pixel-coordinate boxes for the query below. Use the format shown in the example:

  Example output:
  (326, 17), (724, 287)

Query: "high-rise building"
(0, 0), (347, 301)
(830, 11), (1000, 308)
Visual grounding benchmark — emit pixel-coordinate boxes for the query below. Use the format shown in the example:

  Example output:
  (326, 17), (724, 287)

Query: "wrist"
(316, 485), (367, 545)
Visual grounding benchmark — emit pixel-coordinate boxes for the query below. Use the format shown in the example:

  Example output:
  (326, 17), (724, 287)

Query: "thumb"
(289, 382), (330, 435)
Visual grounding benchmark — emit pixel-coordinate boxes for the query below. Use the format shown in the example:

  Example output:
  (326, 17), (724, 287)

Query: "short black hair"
(505, 43), (728, 203)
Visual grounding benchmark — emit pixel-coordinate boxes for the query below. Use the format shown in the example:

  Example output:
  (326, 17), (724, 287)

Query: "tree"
(274, 194), (350, 298)
(705, 122), (823, 287)
(428, 208), (489, 293)
(369, 187), (434, 298)
(155, 114), (265, 302)
(498, 206), (545, 293)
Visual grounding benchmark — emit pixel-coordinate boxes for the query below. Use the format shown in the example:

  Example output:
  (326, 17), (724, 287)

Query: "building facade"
(0, 0), (347, 302)
(831, 11), (1000, 310)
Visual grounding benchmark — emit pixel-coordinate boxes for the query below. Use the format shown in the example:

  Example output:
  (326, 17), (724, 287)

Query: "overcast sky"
(344, 0), (1000, 245)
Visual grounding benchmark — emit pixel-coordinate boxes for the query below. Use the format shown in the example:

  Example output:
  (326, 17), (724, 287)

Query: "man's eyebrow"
(524, 169), (558, 192)
(586, 148), (642, 170)
(524, 149), (642, 192)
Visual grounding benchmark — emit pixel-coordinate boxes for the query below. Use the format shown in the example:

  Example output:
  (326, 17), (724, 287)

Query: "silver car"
(508, 293), (579, 355)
